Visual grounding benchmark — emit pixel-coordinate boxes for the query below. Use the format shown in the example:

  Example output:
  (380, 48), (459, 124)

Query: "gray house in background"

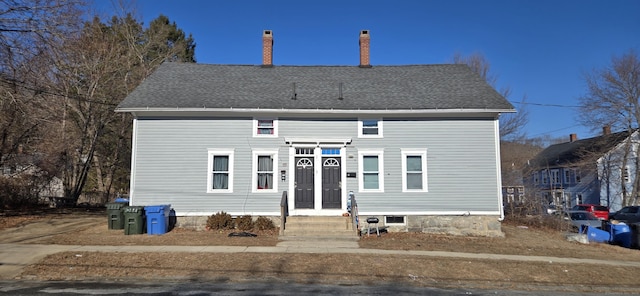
(526, 128), (639, 213)
(116, 30), (515, 236)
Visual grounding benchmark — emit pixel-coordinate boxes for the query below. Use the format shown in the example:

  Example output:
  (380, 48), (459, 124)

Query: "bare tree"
(452, 52), (529, 141)
(49, 12), (196, 203)
(0, 0), (83, 208)
(578, 49), (640, 206)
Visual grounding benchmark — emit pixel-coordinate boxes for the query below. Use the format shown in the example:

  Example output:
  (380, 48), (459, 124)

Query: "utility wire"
(510, 101), (581, 108)
(0, 77), (119, 107)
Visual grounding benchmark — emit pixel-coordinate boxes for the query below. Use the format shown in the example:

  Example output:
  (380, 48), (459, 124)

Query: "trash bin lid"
(124, 206), (144, 213)
(106, 202), (126, 210)
(144, 205), (171, 213)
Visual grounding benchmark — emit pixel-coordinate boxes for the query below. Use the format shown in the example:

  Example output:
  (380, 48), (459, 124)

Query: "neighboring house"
(502, 186), (525, 205)
(115, 30), (515, 236)
(525, 128), (638, 213)
(0, 153), (65, 206)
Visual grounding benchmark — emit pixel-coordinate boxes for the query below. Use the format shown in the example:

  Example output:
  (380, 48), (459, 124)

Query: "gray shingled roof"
(530, 131), (633, 168)
(116, 62), (514, 112)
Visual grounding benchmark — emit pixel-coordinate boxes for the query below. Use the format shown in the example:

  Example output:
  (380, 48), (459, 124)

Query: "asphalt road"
(0, 280), (628, 296)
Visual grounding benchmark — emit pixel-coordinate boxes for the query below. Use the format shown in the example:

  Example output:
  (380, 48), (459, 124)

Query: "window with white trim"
(541, 170), (548, 184)
(252, 150), (278, 192)
(358, 119), (383, 137)
(385, 216), (406, 225)
(550, 169), (560, 184)
(563, 169), (571, 184)
(401, 149), (427, 192)
(576, 193), (583, 205)
(573, 168), (581, 183)
(253, 118), (278, 137)
(533, 172), (539, 184)
(358, 150), (384, 192)
(623, 167), (630, 182)
(207, 149), (234, 193)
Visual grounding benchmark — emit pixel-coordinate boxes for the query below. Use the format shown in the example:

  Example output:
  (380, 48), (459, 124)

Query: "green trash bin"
(106, 202), (127, 230)
(123, 206), (145, 235)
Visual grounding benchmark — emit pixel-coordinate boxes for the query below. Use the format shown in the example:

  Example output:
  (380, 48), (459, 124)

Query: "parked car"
(571, 204), (609, 220)
(562, 210), (602, 230)
(609, 206), (640, 223)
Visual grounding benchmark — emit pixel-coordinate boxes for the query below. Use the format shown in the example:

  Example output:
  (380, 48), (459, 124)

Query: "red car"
(571, 204), (609, 220)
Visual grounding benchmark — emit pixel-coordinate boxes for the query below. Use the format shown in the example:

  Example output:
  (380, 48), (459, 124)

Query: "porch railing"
(280, 191), (288, 235)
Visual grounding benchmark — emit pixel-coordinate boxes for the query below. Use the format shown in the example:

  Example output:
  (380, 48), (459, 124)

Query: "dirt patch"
(360, 223), (640, 261)
(5, 211), (640, 292)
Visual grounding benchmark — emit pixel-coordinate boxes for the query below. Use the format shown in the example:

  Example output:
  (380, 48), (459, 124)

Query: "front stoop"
(279, 216), (359, 241)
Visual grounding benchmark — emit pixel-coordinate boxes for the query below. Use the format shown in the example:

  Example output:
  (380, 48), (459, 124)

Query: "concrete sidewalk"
(2, 240), (640, 280)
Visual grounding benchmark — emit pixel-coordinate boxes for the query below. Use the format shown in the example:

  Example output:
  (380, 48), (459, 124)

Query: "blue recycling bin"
(610, 223), (631, 248)
(145, 205), (171, 235)
(586, 226), (610, 243)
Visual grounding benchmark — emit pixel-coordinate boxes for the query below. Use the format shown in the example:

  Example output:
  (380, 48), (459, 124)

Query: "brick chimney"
(603, 125), (611, 135)
(569, 133), (577, 142)
(359, 30), (371, 68)
(262, 30), (273, 67)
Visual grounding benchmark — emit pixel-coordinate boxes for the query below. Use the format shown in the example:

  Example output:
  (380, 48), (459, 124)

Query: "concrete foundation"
(175, 214), (502, 237)
(381, 215), (504, 237)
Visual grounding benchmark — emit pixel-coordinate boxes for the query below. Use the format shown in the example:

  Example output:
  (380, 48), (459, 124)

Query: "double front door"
(294, 153), (342, 210)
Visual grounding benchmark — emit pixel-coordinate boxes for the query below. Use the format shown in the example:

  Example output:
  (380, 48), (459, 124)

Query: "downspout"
(494, 119), (505, 221)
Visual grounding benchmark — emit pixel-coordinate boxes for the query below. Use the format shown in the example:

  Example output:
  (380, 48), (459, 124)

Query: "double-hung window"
(401, 149), (427, 192)
(207, 149), (234, 193)
(253, 118), (278, 137)
(358, 119), (383, 138)
(563, 169), (571, 184)
(252, 149), (278, 192)
(358, 150), (384, 192)
(550, 169), (560, 184)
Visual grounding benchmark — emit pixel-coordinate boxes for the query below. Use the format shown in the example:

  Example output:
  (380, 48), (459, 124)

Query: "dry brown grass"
(5, 210), (640, 293)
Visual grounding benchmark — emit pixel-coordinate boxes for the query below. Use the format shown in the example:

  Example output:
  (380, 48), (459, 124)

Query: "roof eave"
(115, 107), (516, 114)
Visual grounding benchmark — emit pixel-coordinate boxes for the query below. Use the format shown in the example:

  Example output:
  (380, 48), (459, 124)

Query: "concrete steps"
(280, 216), (358, 240)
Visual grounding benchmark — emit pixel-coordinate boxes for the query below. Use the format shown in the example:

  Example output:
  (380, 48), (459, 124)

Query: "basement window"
(385, 216), (405, 225)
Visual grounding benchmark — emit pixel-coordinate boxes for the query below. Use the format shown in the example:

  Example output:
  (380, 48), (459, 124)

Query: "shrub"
(236, 215), (254, 231)
(206, 211), (234, 230)
(254, 216), (275, 230)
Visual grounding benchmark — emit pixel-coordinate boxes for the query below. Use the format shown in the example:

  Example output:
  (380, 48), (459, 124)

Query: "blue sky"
(94, 0), (640, 141)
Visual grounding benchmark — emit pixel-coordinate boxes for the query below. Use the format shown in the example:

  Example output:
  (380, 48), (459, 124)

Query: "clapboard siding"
(131, 116), (500, 215)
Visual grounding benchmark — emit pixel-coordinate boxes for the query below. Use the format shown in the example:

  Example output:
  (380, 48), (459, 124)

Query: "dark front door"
(322, 157), (341, 209)
(294, 157), (314, 209)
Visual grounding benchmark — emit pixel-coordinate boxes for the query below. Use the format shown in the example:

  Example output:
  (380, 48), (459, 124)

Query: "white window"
(550, 169), (560, 184)
(576, 194), (583, 205)
(253, 118), (278, 137)
(573, 169), (581, 183)
(533, 172), (539, 184)
(207, 149), (234, 193)
(541, 170), (548, 184)
(358, 150), (384, 192)
(358, 119), (383, 137)
(563, 169), (571, 184)
(401, 149), (427, 192)
(252, 149), (278, 192)
(623, 167), (630, 182)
